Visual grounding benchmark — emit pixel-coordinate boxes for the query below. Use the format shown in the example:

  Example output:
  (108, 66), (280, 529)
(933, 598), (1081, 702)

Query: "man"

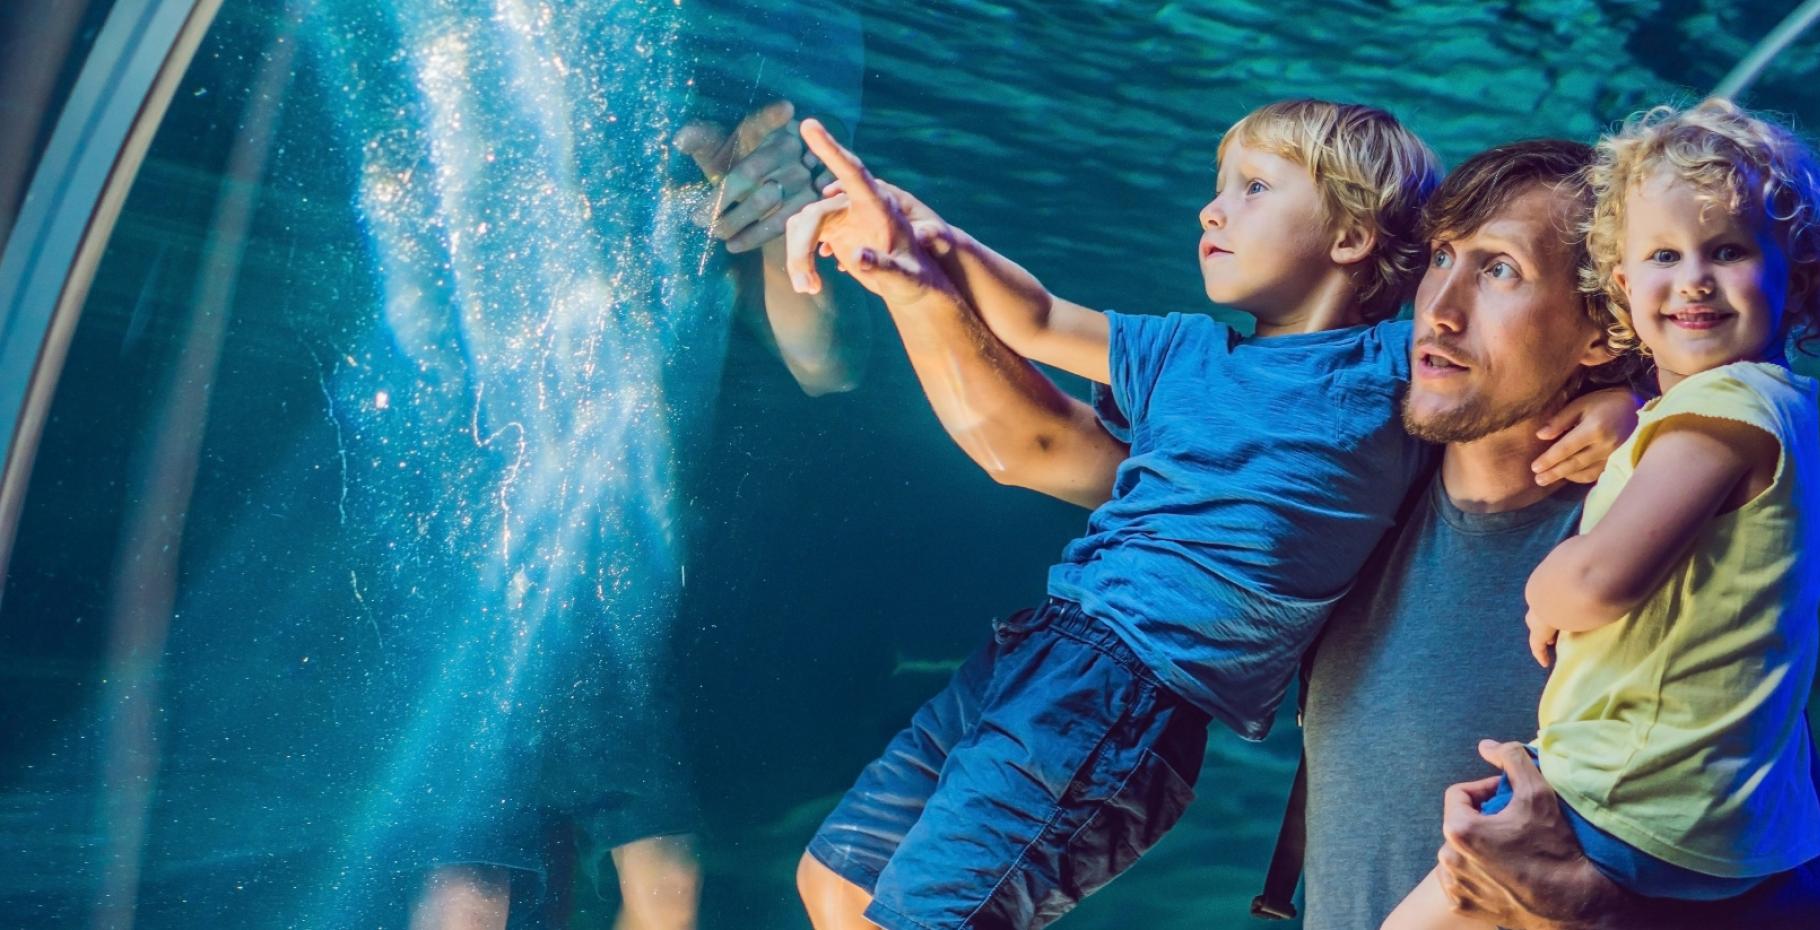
(1300, 138), (1820, 929)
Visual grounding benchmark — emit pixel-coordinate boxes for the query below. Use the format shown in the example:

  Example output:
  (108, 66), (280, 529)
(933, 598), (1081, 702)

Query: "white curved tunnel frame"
(0, 0), (223, 591)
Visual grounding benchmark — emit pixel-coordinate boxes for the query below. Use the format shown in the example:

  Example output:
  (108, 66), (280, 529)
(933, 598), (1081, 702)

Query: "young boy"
(786, 100), (1631, 930)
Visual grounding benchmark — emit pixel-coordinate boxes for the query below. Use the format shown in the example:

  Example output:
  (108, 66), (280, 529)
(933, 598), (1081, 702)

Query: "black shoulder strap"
(1251, 457), (1441, 920)
(1250, 748), (1308, 919)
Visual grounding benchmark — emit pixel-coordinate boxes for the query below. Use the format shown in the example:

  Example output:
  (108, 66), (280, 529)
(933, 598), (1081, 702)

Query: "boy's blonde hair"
(1220, 99), (1441, 322)
(1583, 98), (1820, 355)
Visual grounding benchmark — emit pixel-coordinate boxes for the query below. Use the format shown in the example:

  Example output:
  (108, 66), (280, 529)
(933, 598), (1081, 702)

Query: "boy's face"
(1615, 170), (1789, 384)
(1403, 183), (1607, 443)
(1198, 140), (1339, 320)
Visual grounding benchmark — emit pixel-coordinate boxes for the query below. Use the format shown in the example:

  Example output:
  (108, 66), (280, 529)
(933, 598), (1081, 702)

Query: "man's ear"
(1331, 222), (1377, 267)
(1576, 300), (1621, 369)
(1577, 330), (1620, 369)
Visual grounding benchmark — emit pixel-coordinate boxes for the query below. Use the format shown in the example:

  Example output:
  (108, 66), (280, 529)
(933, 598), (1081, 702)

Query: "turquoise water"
(2, 2), (1817, 928)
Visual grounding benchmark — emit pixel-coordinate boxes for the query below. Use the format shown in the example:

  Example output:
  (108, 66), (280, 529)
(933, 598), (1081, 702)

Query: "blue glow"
(297, 0), (733, 914)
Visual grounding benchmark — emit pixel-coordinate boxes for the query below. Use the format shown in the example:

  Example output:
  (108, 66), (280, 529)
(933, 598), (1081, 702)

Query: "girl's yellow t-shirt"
(1537, 361), (1820, 878)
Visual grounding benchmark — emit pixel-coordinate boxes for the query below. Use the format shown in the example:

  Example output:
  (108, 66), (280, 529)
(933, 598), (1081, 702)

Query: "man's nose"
(1416, 268), (1468, 334)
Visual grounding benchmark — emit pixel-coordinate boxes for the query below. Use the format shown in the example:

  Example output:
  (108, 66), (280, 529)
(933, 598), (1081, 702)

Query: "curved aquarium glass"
(2, 1), (1817, 928)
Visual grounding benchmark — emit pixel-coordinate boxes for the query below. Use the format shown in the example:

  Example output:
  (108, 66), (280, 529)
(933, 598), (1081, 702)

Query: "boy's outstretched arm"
(789, 121), (1112, 385)
(785, 121), (1125, 507)
(932, 226), (1113, 385)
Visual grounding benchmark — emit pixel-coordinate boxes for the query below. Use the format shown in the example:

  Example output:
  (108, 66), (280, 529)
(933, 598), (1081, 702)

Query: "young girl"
(1386, 98), (1820, 928)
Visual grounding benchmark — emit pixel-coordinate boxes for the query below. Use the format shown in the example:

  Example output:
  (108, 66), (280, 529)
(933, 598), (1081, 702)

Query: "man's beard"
(1401, 379), (1573, 444)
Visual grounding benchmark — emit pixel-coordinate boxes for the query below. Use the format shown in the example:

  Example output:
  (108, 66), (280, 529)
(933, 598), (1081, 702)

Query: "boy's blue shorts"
(806, 598), (1211, 930)
(1482, 747), (1765, 901)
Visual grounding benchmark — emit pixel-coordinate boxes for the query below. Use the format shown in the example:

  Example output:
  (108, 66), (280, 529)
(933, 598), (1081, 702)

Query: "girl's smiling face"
(1615, 169), (1791, 389)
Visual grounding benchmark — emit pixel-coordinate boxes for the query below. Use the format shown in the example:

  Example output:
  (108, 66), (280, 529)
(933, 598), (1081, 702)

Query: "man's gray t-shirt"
(1300, 475), (1587, 929)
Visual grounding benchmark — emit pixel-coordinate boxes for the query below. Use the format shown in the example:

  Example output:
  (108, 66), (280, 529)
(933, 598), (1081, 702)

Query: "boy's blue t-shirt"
(1046, 311), (1432, 739)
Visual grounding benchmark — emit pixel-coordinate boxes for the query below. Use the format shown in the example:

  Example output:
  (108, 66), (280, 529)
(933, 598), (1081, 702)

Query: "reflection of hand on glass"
(674, 99), (829, 254)
(678, 101), (865, 395)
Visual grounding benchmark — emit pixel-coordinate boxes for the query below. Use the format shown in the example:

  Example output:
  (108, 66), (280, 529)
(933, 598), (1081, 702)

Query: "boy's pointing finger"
(801, 118), (882, 208)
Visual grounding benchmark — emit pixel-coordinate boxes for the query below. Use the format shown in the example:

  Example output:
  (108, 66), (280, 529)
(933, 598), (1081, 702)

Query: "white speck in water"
(509, 569), (531, 611)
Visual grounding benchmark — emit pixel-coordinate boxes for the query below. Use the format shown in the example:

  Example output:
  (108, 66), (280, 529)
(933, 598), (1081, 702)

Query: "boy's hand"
(784, 119), (953, 304)
(821, 177), (959, 261)
(1530, 388), (1642, 486)
(1525, 609), (1558, 668)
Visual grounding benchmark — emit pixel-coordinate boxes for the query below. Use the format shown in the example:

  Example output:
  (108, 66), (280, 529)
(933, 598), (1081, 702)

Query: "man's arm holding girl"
(1440, 741), (1820, 929)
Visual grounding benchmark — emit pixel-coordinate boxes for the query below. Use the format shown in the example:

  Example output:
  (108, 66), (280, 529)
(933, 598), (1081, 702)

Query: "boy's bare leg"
(612, 833), (702, 930)
(1380, 867), (1498, 930)
(410, 864), (511, 930)
(795, 851), (879, 930)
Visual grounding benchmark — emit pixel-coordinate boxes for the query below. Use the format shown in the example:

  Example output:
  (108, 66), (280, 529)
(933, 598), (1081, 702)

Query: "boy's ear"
(1330, 222), (1376, 266)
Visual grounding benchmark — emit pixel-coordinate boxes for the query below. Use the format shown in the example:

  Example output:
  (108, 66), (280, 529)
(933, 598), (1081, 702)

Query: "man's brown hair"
(1422, 138), (1595, 255)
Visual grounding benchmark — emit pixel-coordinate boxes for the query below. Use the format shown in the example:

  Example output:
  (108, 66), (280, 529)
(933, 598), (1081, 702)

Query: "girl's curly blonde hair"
(1222, 99), (1441, 323)
(1582, 98), (1820, 356)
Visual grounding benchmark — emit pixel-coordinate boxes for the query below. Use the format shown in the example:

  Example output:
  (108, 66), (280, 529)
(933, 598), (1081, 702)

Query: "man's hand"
(673, 99), (832, 253)
(783, 119), (954, 305)
(1436, 740), (1621, 930)
(1440, 742), (1820, 929)
(1530, 388), (1642, 486)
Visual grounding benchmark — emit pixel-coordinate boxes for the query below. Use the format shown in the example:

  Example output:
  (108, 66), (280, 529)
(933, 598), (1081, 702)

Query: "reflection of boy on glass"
(781, 103), (1636, 930)
(402, 2), (865, 929)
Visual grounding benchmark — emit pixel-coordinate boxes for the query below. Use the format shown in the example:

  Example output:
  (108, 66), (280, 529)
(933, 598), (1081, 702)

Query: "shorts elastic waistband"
(992, 597), (1164, 690)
